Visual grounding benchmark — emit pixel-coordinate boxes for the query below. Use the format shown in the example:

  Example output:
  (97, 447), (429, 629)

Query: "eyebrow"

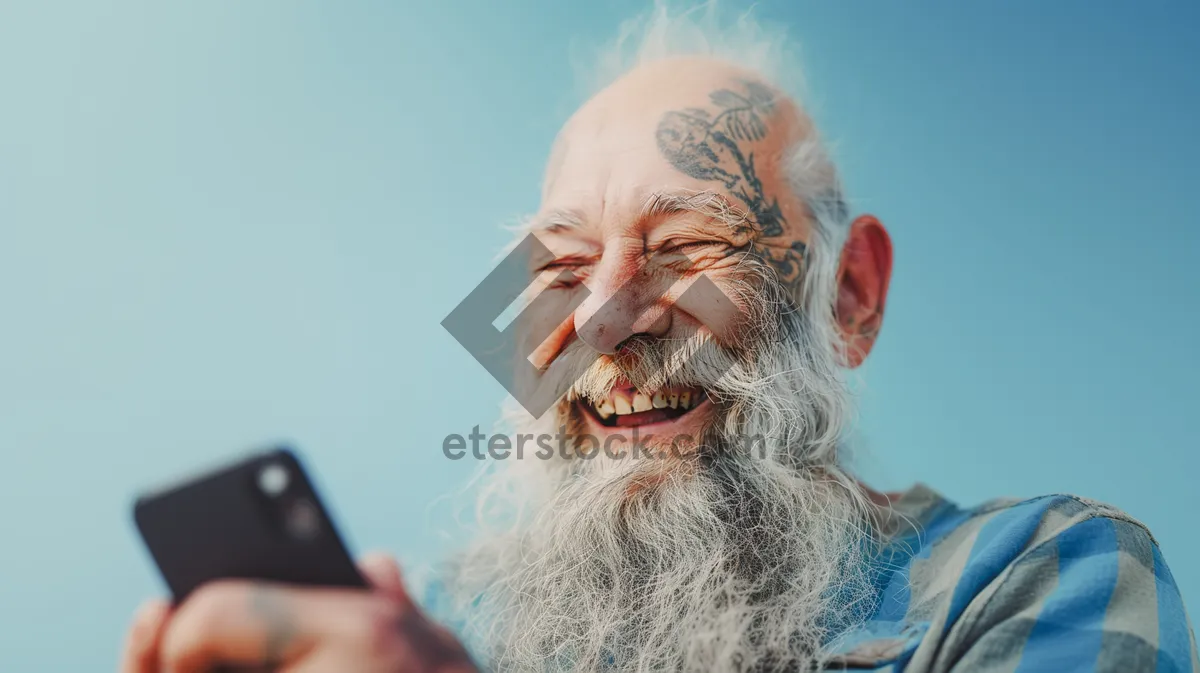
(639, 190), (756, 235)
(529, 208), (587, 234)
(528, 190), (756, 236)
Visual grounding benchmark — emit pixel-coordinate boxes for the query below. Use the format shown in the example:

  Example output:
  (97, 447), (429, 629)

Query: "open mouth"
(577, 385), (709, 428)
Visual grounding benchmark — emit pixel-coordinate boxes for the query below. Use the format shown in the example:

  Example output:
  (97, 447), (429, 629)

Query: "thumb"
(357, 552), (410, 604)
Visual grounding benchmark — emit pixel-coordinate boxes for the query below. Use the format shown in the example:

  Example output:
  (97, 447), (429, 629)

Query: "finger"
(119, 599), (171, 673)
(158, 579), (400, 671)
(285, 612), (478, 673)
(357, 553), (409, 604)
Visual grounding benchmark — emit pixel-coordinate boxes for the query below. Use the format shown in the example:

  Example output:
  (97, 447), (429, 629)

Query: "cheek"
(516, 288), (582, 353)
(671, 267), (765, 347)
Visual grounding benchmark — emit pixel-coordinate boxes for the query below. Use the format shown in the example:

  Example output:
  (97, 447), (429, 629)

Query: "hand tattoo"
(249, 586), (297, 669)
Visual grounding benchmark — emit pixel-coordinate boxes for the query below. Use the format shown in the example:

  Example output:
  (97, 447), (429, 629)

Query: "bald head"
(541, 57), (814, 285)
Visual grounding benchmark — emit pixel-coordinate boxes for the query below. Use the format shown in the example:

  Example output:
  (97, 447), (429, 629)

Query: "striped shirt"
(830, 484), (1199, 672)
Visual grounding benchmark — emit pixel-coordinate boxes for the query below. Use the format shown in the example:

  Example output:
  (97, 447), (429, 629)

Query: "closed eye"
(536, 256), (593, 289)
(657, 239), (731, 256)
(672, 240), (722, 251)
(536, 255), (592, 273)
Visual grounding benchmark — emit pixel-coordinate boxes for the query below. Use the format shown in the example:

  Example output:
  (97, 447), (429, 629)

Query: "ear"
(835, 215), (893, 368)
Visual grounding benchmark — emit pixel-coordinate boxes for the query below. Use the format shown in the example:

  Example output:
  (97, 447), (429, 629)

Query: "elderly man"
(120, 6), (1197, 673)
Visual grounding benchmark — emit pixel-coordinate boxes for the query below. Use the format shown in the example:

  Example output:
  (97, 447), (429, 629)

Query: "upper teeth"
(632, 393), (652, 412)
(596, 398), (615, 417)
(613, 395), (632, 415)
(586, 387), (705, 420)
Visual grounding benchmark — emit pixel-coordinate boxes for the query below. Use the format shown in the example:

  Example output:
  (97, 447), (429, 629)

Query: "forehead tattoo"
(655, 79), (809, 287)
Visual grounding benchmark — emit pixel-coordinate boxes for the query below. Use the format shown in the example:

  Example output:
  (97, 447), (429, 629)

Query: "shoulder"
(898, 490), (1196, 672)
(886, 486), (1158, 575)
(939, 491), (1157, 560)
(910, 490), (1164, 620)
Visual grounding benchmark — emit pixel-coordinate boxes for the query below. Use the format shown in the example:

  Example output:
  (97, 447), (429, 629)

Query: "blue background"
(1, 1), (1197, 669)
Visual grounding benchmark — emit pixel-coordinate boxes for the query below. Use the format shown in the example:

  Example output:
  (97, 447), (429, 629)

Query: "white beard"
(433, 264), (879, 672)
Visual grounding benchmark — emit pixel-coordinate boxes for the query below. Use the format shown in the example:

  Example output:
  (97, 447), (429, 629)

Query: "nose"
(573, 252), (672, 354)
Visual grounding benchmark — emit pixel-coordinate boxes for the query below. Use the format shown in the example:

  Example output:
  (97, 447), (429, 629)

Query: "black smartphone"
(133, 446), (367, 602)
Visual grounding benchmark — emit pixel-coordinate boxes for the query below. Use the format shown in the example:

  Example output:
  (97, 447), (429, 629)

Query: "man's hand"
(119, 554), (476, 673)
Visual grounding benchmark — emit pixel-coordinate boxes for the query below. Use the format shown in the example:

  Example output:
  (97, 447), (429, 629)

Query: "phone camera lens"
(257, 463), (289, 497)
(285, 497), (321, 541)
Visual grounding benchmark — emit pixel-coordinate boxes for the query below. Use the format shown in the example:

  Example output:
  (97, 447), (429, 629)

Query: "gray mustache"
(545, 332), (750, 405)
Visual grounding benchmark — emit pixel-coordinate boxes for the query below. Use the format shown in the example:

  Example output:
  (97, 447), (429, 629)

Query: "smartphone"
(133, 446), (367, 602)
